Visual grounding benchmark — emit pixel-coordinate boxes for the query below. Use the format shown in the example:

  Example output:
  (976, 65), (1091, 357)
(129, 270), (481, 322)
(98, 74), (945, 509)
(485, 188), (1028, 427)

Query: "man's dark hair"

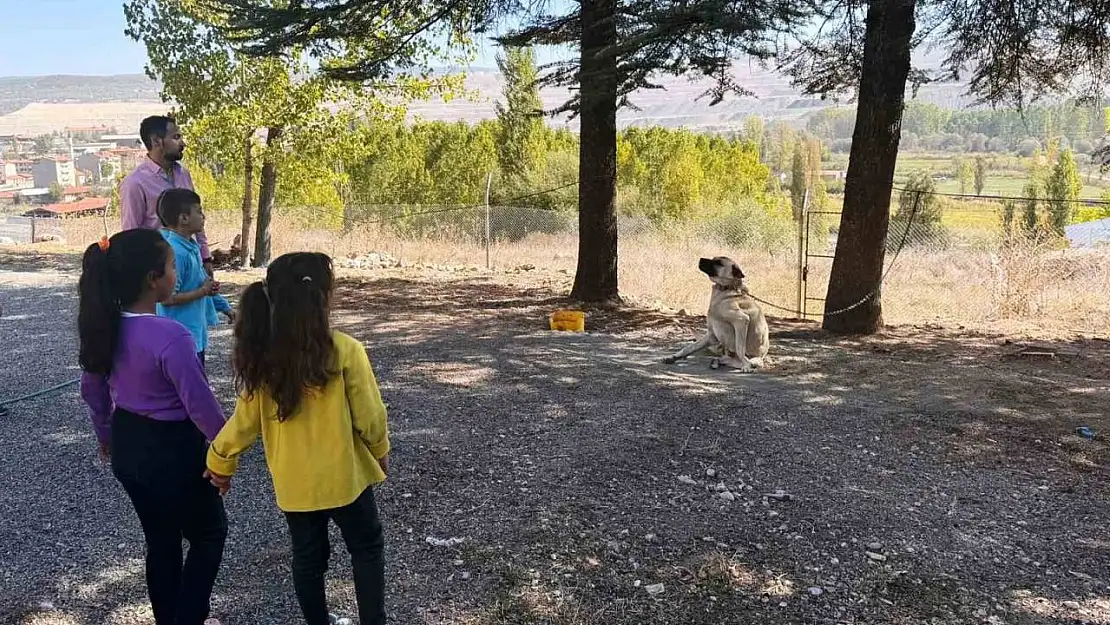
(157, 188), (202, 227)
(139, 115), (176, 150)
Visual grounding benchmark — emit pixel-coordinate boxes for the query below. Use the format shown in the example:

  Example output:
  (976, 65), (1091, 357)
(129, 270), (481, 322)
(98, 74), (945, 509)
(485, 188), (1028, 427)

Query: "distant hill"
(0, 74), (162, 116)
(0, 66), (977, 136)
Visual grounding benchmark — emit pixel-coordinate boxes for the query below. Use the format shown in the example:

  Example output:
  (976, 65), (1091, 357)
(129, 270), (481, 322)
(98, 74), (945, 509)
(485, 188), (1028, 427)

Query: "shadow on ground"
(1, 273), (1107, 625)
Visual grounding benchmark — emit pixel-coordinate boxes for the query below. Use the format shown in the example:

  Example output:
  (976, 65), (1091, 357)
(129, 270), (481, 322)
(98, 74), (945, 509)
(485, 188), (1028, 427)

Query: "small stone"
(38, 601), (55, 611)
(1063, 601), (1081, 610)
(459, 571), (471, 580)
(677, 475), (698, 486)
(452, 559), (464, 566)
(644, 533), (658, 543)
(867, 542), (883, 551)
(706, 468), (718, 478)
(807, 586), (824, 596)
(645, 583), (665, 596)
(830, 557), (840, 565)
(633, 580), (642, 588)
(866, 551), (887, 562)
(719, 491), (736, 502)
(714, 482), (728, 492)
(767, 490), (793, 501)
(973, 608), (988, 618)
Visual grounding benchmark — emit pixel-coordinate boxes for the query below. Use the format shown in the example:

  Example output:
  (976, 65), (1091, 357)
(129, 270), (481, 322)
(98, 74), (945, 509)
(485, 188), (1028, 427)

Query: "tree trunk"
(822, 0), (916, 334)
(570, 0), (620, 305)
(239, 132), (254, 268)
(253, 125), (284, 268)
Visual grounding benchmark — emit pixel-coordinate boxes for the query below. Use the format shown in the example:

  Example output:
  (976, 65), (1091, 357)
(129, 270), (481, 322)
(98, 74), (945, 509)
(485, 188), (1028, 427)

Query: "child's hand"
(203, 469), (231, 496)
(209, 280), (221, 295)
(97, 441), (111, 463)
(377, 453), (390, 476)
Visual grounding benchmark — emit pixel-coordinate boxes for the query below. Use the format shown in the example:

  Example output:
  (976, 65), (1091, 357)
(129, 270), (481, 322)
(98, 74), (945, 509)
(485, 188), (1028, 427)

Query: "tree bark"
(822, 0), (916, 334)
(240, 132), (254, 268)
(570, 0), (620, 305)
(253, 125), (284, 268)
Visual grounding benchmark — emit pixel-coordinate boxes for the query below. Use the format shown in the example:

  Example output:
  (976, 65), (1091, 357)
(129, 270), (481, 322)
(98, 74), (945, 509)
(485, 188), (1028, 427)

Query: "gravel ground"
(1, 254), (1109, 625)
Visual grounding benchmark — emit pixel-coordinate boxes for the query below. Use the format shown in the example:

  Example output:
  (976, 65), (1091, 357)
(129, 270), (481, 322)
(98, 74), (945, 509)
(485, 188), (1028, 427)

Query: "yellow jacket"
(206, 331), (391, 512)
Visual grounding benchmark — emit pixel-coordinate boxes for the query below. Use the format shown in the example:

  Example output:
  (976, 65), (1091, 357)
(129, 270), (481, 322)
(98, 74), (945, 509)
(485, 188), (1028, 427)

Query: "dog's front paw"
(737, 362), (755, 373)
(709, 357), (721, 370)
(660, 355), (679, 365)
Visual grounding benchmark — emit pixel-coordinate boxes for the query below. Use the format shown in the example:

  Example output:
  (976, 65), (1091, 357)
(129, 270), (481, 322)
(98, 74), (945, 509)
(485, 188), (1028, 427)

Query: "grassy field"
(51, 210), (1110, 338)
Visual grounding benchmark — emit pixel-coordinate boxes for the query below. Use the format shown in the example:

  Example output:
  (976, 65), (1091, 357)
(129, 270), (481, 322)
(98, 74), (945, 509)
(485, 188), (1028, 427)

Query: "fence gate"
(798, 202), (842, 321)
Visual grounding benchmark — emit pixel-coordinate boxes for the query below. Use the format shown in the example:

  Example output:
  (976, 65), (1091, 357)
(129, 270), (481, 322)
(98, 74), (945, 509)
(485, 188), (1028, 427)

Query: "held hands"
(204, 469), (232, 496)
(97, 441), (111, 462)
(378, 453), (390, 476)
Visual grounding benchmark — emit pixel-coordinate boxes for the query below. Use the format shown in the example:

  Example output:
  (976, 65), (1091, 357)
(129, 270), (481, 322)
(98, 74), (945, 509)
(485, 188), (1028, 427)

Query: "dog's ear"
(732, 264), (744, 279)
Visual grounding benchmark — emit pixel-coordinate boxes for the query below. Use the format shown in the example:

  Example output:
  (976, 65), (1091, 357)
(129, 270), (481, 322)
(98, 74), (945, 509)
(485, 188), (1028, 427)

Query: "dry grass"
(57, 210), (1110, 337)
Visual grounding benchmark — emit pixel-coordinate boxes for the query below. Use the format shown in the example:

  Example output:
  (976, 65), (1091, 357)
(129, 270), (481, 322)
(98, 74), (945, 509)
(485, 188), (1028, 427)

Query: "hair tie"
(301, 276), (312, 283)
(97, 236), (110, 252)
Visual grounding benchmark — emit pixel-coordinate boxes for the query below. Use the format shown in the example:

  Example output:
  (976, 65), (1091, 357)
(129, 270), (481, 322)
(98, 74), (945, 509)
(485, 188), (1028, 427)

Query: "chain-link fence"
(803, 190), (1110, 335)
(51, 187), (1110, 336)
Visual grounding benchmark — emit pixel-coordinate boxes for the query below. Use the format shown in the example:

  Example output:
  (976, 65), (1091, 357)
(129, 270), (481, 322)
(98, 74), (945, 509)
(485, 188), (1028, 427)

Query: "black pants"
(110, 408), (227, 625)
(197, 350), (205, 370)
(285, 487), (386, 625)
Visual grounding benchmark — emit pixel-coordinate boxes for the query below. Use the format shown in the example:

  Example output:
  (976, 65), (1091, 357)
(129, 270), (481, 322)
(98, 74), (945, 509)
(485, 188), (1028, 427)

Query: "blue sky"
(0, 0), (150, 76)
(0, 0), (566, 77)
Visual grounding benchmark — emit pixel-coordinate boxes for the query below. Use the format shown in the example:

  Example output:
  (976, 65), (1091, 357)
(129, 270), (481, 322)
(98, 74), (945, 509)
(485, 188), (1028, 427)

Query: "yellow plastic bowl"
(549, 310), (586, 332)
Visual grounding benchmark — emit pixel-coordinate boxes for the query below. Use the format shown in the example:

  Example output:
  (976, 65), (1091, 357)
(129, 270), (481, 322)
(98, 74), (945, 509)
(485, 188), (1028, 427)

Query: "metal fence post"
(484, 172), (493, 270)
(30, 216), (36, 244)
(796, 189), (808, 318)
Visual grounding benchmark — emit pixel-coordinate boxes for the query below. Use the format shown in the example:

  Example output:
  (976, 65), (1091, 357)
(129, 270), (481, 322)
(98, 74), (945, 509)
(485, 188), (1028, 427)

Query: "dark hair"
(234, 252), (336, 421)
(157, 188), (201, 227)
(78, 229), (171, 375)
(139, 115), (176, 150)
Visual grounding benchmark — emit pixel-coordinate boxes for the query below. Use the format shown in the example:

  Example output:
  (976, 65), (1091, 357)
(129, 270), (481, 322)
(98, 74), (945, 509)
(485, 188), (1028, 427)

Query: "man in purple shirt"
(121, 115), (213, 275)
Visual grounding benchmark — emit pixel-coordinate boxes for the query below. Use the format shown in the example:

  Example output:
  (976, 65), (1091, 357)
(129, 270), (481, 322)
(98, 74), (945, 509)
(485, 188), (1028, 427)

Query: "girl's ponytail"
(232, 280), (272, 397)
(78, 241), (121, 375)
(77, 229), (170, 375)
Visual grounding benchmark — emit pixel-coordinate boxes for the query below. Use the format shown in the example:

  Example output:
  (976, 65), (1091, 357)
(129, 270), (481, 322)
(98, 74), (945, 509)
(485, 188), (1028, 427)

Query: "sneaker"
(329, 614), (353, 625)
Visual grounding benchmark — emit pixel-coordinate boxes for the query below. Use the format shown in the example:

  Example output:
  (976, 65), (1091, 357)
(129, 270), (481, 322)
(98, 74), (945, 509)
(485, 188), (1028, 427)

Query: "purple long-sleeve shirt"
(80, 314), (225, 444)
(119, 158), (210, 260)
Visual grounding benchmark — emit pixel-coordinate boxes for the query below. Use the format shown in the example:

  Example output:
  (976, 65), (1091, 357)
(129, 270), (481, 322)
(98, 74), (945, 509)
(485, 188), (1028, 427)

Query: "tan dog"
(662, 256), (770, 372)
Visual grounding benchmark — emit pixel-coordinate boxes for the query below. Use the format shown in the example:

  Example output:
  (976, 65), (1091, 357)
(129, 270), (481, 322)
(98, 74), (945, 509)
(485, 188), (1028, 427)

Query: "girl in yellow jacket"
(205, 252), (390, 625)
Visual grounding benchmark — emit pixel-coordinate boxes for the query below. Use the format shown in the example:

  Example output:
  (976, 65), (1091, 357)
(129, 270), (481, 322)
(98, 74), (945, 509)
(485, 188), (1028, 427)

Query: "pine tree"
(495, 47), (545, 185)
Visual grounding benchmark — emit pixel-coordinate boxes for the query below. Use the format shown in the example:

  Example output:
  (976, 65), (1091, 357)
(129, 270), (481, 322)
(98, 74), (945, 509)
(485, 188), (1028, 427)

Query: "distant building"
(32, 156), (77, 189)
(15, 188), (53, 205)
(10, 159), (33, 176)
(5, 174), (34, 190)
(99, 134), (143, 149)
(1066, 218), (1110, 248)
(0, 161), (16, 182)
(76, 151), (123, 182)
(22, 197), (110, 219)
(106, 147), (145, 173)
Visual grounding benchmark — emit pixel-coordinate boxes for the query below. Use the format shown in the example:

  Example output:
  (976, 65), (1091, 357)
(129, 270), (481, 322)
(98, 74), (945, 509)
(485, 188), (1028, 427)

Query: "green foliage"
(1044, 149), (1082, 236)
(495, 46), (546, 186)
(955, 158), (974, 195)
(47, 182), (63, 202)
(890, 172), (947, 248)
(1022, 180), (1041, 235)
(808, 101), (1107, 154)
(973, 157), (987, 195)
(126, 0), (464, 263)
(790, 146), (806, 220)
(1001, 199), (1017, 237)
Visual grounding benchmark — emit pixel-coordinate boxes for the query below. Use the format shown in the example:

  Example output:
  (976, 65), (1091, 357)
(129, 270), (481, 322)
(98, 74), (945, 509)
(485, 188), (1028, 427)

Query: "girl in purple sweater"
(78, 228), (228, 625)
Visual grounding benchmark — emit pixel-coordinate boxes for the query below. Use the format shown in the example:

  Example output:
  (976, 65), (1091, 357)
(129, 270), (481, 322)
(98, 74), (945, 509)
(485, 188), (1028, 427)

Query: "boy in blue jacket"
(156, 188), (233, 368)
